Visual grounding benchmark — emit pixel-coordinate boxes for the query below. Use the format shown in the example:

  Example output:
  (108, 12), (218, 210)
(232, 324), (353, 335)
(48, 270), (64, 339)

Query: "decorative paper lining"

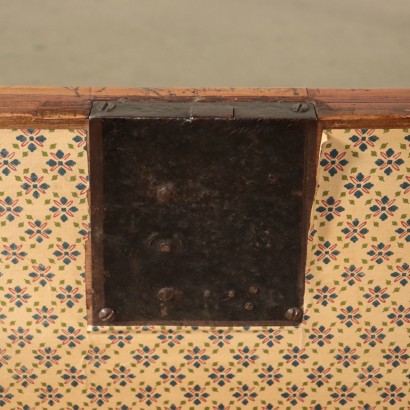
(0, 128), (408, 409)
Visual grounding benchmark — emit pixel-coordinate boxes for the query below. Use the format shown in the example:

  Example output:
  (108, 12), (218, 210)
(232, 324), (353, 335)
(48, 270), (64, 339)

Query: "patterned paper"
(0, 128), (408, 409)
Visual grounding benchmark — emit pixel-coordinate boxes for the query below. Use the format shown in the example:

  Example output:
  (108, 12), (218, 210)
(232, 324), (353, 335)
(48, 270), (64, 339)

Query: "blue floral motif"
(183, 346), (210, 368)
(232, 384), (258, 405)
(61, 366), (86, 387)
(341, 219), (368, 243)
(184, 384), (209, 406)
(53, 242), (80, 265)
(396, 218), (410, 242)
(307, 365), (333, 387)
(28, 264), (55, 287)
(4, 285), (31, 307)
(56, 285), (83, 308)
(320, 148), (348, 176)
(330, 385), (356, 405)
(282, 346), (309, 367)
(334, 346), (360, 368)
(314, 241), (340, 264)
(316, 196), (345, 221)
(75, 175), (89, 195)
(363, 285), (390, 307)
(107, 330), (133, 348)
(49, 196), (78, 222)
(387, 305), (410, 326)
(133, 346), (159, 368)
(25, 219), (52, 243)
(0, 196), (23, 221)
(56, 326), (85, 348)
(313, 285), (338, 306)
(86, 385), (112, 407)
(72, 132), (87, 151)
(400, 176), (410, 193)
(344, 172), (373, 198)
(367, 242), (393, 264)
(135, 385), (161, 406)
(12, 365), (38, 388)
(109, 365), (136, 387)
(370, 195), (398, 221)
(359, 326), (386, 347)
(208, 329), (234, 347)
(256, 329), (283, 347)
(233, 346), (259, 368)
(375, 148), (404, 175)
(157, 329), (184, 348)
(390, 262), (409, 286)
(84, 346), (110, 368)
(380, 384), (406, 405)
(16, 129), (46, 152)
(209, 365), (235, 386)
(34, 347), (61, 368)
(308, 325), (334, 347)
(159, 366), (185, 386)
(0, 386), (14, 407)
(341, 265), (365, 286)
(357, 365), (383, 387)
(349, 129), (379, 151)
(20, 173), (50, 198)
(0, 350), (11, 368)
(32, 305), (59, 327)
(1, 243), (27, 264)
(0, 149), (20, 176)
(337, 306), (362, 327)
(383, 345), (409, 368)
(281, 384), (308, 406)
(8, 327), (34, 348)
(257, 365), (282, 386)
(46, 150), (76, 176)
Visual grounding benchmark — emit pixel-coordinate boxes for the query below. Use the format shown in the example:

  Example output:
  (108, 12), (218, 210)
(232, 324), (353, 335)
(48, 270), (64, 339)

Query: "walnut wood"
(0, 87), (307, 128)
(308, 88), (410, 103)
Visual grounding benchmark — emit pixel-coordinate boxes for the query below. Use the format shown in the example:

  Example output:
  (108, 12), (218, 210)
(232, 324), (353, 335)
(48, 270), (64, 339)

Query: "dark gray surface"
(0, 0), (409, 87)
(98, 117), (307, 323)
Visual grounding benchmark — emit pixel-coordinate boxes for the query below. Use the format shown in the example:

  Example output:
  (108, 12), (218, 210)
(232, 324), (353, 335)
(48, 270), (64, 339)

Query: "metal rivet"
(98, 307), (115, 322)
(245, 302), (254, 311)
(145, 232), (159, 248)
(227, 290), (236, 299)
(157, 186), (173, 202)
(203, 289), (212, 298)
(158, 241), (171, 253)
(157, 287), (174, 302)
(249, 286), (259, 295)
(96, 101), (116, 112)
(285, 307), (303, 321)
(291, 102), (309, 113)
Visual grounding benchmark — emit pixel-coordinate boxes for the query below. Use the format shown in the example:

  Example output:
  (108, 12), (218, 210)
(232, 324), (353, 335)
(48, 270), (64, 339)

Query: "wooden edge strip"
(308, 88), (410, 103)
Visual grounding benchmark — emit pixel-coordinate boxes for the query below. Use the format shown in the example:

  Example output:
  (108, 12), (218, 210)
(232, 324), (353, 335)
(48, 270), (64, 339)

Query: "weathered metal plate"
(90, 102), (316, 325)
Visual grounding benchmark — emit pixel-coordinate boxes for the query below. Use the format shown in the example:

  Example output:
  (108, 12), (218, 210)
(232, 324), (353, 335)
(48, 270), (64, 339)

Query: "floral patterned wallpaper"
(0, 127), (408, 409)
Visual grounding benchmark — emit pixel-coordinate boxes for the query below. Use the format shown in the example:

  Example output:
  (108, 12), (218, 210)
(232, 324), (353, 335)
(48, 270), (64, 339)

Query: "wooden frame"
(0, 87), (409, 327)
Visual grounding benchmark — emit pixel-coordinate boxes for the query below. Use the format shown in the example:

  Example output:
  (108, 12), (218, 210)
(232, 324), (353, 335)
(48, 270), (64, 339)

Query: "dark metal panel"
(89, 102), (318, 326)
(90, 101), (316, 120)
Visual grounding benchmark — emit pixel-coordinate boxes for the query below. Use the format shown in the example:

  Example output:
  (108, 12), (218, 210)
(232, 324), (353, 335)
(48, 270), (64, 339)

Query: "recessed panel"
(90, 102), (315, 325)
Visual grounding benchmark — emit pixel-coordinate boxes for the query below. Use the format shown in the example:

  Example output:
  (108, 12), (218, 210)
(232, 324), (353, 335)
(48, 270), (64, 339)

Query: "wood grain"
(308, 88), (410, 103)
(0, 87), (308, 128)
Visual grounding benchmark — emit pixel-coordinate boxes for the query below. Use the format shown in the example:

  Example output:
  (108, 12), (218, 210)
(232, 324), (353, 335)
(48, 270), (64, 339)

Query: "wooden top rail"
(0, 87), (409, 128)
